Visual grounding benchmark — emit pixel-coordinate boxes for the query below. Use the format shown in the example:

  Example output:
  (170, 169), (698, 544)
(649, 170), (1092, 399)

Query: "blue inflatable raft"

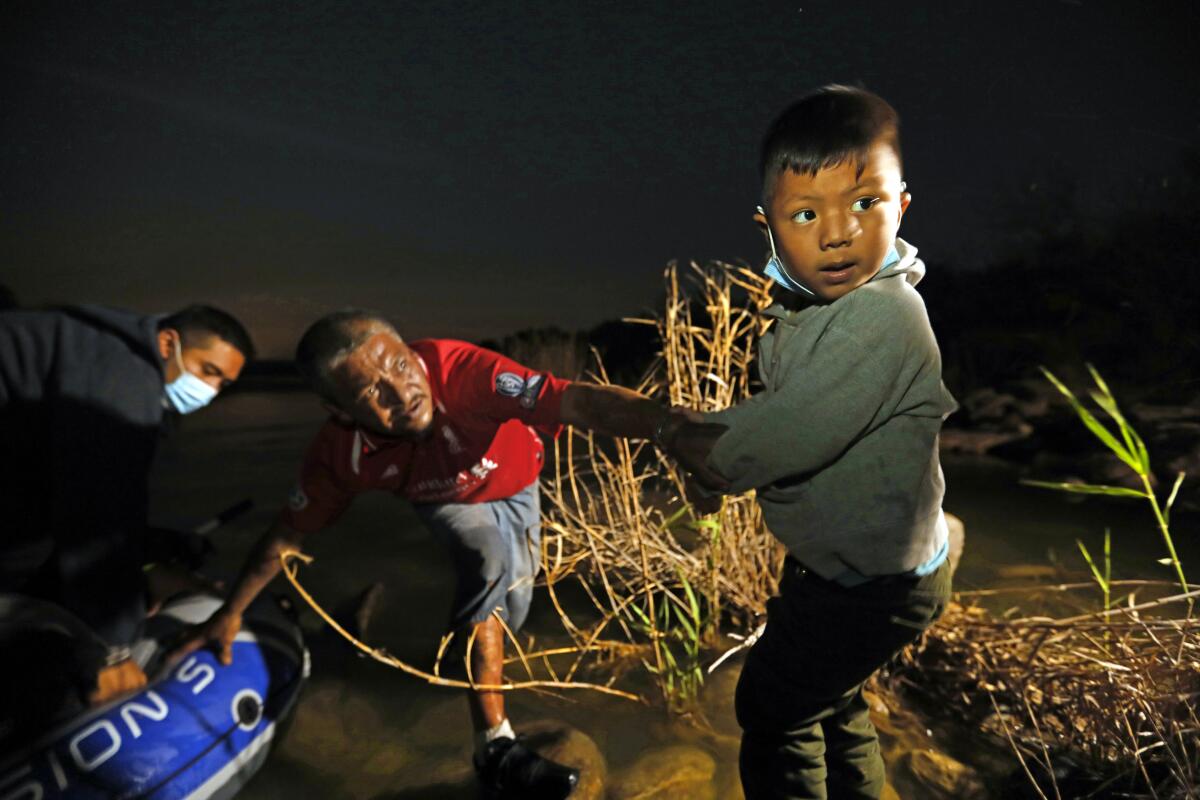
(0, 593), (308, 800)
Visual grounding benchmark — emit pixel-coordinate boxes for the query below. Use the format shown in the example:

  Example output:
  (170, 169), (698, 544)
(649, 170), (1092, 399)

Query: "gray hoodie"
(705, 239), (957, 579)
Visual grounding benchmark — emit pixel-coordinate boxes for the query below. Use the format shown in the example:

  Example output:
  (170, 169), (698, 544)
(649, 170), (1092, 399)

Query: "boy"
(660, 85), (957, 799)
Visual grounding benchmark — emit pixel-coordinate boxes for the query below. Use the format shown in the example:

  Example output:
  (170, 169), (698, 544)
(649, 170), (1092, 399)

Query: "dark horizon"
(3, 0), (1198, 357)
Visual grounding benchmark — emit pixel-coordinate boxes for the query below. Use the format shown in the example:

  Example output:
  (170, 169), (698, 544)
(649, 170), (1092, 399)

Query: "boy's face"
(757, 138), (910, 302)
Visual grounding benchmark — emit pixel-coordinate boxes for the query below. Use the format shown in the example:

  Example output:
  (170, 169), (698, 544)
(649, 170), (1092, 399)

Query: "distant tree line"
(923, 148), (1200, 402)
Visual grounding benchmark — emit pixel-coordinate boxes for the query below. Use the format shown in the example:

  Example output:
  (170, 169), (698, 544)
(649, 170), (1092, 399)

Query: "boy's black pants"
(736, 556), (951, 800)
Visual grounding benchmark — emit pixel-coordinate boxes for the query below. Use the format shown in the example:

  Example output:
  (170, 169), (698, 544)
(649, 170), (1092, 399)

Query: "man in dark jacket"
(0, 303), (253, 714)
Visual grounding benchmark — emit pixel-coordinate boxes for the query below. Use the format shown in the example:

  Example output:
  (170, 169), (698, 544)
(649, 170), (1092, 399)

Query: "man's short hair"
(159, 305), (256, 361)
(760, 85), (902, 200)
(294, 310), (399, 402)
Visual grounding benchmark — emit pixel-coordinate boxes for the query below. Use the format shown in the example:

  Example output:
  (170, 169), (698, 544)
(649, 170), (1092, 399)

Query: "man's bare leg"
(468, 615), (507, 733)
(468, 614), (579, 797)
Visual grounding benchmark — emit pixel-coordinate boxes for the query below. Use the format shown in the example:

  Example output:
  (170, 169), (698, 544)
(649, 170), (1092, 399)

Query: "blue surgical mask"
(164, 338), (217, 414)
(757, 205), (903, 296)
(759, 205), (817, 298)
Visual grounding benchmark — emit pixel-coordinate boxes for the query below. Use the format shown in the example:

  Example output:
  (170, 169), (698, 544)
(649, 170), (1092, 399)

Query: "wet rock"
(371, 758), (475, 799)
(715, 765), (747, 800)
(961, 388), (1027, 425)
(896, 747), (986, 799)
(995, 564), (1065, 580)
(940, 427), (1032, 456)
(699, 652), (744, 741)
(372, 758), (475, 800)
(611, 744), (717, 800)
(1131, 402), (1200, 424)
(1086, 450), (1152, 491)
(945, 512), (965, 577)
(519, 719), (607, 800)
(282, 684), (419, 796)
(864, 688), (985, 800)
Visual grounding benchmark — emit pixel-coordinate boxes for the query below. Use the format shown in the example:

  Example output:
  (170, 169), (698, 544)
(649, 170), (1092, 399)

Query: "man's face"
(758, 138), (910, 303)
(160, 330), (246, 391)
(330, 332), (434, 438)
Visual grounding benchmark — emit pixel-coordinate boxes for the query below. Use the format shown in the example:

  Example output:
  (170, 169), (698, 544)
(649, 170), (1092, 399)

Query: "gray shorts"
(413, 482), (541, 632)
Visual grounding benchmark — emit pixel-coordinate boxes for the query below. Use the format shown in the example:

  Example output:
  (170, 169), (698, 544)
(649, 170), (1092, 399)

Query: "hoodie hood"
(60, 304), (166, 376)
(871, 237), (924, 288)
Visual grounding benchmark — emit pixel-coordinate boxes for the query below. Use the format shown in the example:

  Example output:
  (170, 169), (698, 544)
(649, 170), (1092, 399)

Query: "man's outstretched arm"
(558, 383), (730, 491)
(557, 382), (662, 440)
(168, 518), (305, 665)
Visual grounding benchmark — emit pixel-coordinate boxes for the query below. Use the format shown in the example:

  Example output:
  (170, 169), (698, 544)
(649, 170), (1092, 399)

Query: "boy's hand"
(685, 474), (723, 516)
(654, 407), (730, 491)
(666, 423), (730, 491)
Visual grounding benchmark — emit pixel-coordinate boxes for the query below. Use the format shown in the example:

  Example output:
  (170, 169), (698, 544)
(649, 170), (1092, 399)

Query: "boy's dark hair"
(159, 304), (256, 361)
(295, 310), (399, 402)
(760, 85), (901, 199)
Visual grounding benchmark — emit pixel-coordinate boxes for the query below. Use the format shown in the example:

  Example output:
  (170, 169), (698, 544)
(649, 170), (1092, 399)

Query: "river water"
(147, 390), (1198, 799)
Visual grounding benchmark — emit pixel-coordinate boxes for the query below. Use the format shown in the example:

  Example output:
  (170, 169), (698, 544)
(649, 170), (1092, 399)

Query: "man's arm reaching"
(168, 518), (306, 665)
(558, 384), (731, 490)
(557, 382), (661, 440)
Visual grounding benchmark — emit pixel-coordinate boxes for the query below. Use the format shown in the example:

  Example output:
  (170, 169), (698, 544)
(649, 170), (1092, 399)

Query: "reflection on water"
(147, 392), (1197, 799)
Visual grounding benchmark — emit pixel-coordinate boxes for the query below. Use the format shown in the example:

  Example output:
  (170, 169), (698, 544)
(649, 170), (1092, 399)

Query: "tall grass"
(538, 260), (785, 709)
(1024, 365), (1190, 598)
(889, 366), (1199, 798)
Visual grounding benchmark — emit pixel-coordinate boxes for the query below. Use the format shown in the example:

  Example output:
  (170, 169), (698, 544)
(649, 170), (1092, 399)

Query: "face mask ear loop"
(172, 334), (186, 372)
(756, 205), (781, 261)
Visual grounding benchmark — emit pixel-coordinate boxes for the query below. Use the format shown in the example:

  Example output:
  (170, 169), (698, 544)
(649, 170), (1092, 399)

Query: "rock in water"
(898, 748), (986, 799)
(699, 653), (745, 741)
(281, 684), (419, 797)
(611, 744), (718, 800)
(520, 719), (607, 800)
(945, 512), (965, 577)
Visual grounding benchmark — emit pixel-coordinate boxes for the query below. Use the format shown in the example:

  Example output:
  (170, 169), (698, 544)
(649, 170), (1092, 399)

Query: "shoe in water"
(475, 735), (579, 799)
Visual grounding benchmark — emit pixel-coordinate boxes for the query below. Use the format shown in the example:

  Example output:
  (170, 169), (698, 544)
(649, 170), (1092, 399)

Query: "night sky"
(3, 1), (1197, 357)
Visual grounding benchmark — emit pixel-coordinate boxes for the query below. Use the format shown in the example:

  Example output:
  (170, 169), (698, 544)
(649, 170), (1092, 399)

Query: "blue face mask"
(164, 338), (218, 414)
(757, 204), (902, 297)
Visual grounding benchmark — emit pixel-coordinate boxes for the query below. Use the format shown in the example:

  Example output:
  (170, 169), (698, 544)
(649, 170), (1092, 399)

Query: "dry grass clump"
(887, 583), (1200, 797)
(538, 261), (785, 708)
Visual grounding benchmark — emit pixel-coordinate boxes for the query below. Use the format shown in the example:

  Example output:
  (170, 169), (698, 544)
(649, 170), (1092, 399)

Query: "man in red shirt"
(172, 310), (671, 798)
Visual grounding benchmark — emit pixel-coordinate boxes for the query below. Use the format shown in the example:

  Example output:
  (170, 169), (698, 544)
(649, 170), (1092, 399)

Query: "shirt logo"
(441, 425), (465, 454)
(495, 372), (525, 397)
(519, 374), (544, 409)
(381, 465), (400, 479)
(288, 485), (309, 512)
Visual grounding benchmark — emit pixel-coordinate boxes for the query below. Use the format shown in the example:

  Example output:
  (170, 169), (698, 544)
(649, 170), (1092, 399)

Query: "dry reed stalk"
(537, 262), (786, 707)
(886, 584), (1200, 798)
(279, 550), (644, 702)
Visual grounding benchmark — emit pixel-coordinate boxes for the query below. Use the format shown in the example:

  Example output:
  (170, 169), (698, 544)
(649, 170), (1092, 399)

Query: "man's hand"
(88, 658), (147, 706)
(168, 609), (243, 667)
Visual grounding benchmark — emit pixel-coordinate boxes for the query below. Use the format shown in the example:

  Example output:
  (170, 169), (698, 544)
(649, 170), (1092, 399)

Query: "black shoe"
(475, 735), (579, 799)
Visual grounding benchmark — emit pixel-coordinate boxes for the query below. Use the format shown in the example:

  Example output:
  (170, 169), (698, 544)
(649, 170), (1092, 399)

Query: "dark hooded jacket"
(0, 305), (167, 644)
